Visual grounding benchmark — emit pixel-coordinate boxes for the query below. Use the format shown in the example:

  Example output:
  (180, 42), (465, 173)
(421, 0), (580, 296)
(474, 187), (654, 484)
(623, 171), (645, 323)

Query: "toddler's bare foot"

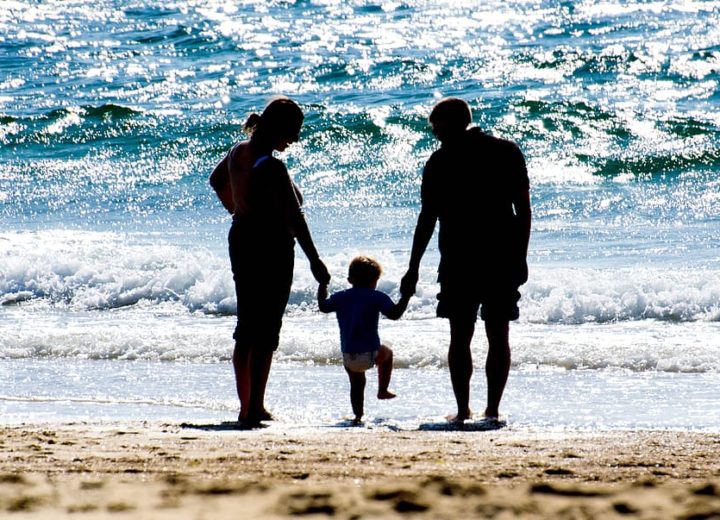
(377, 390), (396, 400)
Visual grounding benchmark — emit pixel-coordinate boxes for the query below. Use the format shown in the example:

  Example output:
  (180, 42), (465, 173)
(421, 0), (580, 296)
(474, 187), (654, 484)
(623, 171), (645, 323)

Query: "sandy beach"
(1, 421), (719, 518)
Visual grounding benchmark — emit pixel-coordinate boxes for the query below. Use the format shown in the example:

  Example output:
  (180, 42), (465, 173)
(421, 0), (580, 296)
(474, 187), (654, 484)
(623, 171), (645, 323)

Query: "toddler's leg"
(376, 344), (396, 400)
(346, 367), (366, 424)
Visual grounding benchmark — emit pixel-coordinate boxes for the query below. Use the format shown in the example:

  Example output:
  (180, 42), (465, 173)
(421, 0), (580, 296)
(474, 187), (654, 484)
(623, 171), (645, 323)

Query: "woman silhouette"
(210, 97), (330, 428)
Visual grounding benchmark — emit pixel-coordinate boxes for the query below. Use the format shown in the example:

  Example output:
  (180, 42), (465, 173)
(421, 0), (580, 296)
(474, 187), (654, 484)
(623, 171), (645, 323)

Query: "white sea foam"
(2, 294), (719, 373)
(2, 231), (718, 373)
(2, 231), (719, 326)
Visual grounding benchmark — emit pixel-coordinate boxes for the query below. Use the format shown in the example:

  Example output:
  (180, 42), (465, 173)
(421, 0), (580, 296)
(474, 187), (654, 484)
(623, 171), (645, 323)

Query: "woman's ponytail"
(243, 113), (262, 135)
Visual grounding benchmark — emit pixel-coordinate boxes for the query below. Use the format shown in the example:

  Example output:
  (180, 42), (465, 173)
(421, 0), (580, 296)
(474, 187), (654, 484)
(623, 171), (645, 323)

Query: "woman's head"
(244, 96), (304, 151)
(429, 97), (472, 142)
(348, 256), (382, 288)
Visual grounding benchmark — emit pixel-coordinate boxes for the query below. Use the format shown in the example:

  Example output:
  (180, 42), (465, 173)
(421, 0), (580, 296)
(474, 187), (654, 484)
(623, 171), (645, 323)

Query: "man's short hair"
(429, 97), (472, 130)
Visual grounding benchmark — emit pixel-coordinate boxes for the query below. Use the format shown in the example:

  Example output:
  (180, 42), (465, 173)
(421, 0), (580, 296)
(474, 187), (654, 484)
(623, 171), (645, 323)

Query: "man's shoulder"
(473, 129), (522, 155)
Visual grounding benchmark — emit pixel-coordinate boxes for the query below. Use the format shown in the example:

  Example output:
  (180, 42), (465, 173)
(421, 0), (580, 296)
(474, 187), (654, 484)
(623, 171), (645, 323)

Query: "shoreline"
(2, 422), (719, 518)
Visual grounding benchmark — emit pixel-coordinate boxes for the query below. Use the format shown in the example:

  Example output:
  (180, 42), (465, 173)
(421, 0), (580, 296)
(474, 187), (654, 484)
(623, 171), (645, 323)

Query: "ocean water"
(1, 1), (719, 430)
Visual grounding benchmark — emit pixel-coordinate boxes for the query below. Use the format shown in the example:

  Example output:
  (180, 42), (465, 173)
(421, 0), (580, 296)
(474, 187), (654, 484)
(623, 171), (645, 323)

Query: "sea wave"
(1, 310), (718, 374)
(2, 100), (718, 193)
(1, 231), (718, 324)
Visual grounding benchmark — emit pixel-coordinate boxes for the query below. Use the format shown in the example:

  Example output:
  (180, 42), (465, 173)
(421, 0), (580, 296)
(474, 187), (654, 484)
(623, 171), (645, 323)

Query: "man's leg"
(484, 319), (511, 418)
(448, 318), (475, 421)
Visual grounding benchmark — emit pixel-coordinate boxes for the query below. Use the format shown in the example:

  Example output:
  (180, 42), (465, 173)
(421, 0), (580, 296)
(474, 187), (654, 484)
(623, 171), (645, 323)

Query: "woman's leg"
(245, 247), (293, 421)
(248, 349), (274, 420)
(232, 343), (251, 421)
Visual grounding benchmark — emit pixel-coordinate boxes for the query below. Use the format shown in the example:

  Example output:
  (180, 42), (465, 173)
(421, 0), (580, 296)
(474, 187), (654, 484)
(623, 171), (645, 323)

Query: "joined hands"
(310, 258), (331, 285)
(400, 269), (418, 298)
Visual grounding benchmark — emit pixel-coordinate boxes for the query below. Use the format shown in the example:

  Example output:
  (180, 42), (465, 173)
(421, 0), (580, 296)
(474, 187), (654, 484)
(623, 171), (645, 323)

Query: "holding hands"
(400, 268), (418, 298)
(310, 257), (331, 285)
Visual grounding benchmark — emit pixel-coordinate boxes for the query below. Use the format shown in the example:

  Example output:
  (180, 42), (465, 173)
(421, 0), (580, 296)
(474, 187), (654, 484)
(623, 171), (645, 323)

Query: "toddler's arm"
(317, 283), (331, 313)
(383, 293), (411, 321)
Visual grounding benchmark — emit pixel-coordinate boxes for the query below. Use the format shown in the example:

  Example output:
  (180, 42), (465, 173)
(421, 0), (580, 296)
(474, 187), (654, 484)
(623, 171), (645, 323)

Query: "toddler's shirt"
(321, 287), (394, 353)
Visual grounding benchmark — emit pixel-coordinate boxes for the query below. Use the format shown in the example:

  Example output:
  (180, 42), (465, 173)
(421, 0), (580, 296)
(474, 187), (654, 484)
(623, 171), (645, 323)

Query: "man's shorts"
(436, 283), (521, 323)
(343, 351), (378, 372)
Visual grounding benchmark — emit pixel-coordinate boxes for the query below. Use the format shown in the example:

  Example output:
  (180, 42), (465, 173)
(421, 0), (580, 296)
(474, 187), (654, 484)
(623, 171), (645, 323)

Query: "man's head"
(429, 97), (472, 143)
(348, 256), (382, 288)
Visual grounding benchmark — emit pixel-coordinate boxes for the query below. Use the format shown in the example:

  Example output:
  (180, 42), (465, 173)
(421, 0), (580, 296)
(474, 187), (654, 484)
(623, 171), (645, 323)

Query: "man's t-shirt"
(321, 288), (394, 353)
(421, 127), (529, 286)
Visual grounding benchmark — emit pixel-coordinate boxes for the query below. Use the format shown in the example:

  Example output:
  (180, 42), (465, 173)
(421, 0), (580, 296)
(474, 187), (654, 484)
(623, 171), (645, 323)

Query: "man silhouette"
(401, 98), (531, 422)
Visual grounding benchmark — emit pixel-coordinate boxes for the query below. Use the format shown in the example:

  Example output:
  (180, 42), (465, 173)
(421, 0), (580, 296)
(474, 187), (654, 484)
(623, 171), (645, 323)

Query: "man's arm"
(401, 158), (438, 297)
(400, 208), (437, 297)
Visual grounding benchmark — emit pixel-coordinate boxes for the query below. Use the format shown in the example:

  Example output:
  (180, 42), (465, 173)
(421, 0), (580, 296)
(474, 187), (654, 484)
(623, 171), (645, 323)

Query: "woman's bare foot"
(377, 390), (396, 400)
(257, 409), (275, 421)
(236, 414), (263, 430)
(240, 408), (274, 425)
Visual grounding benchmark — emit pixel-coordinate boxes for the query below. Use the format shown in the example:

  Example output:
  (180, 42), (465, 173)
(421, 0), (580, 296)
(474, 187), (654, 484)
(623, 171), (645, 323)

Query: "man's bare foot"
(351, 417), (363, 426)
(377, 390), (396, 400)
(446, 410), (472, 423)
(483, 408), (499, 420)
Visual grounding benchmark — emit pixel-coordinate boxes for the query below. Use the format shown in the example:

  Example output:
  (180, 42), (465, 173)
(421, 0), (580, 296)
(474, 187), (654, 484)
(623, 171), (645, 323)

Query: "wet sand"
(1, 421), (719, 518)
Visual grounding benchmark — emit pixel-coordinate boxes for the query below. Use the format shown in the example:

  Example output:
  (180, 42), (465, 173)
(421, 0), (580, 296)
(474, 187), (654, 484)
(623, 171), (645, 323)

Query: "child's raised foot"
(377, 390), (396, 400)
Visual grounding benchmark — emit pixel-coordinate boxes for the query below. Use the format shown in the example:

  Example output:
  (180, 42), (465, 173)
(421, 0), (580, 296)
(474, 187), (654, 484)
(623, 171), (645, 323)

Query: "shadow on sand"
(326, 417), (406, 431)
(178, 418), (506, 433)
(180, 421), (268, 432)
(418, 418), (507, 432)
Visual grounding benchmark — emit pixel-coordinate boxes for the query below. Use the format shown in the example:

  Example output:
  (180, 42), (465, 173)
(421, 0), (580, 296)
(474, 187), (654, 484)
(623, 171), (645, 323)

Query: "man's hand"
(400, 269), (418, 298)
(310, 258), (331, 285)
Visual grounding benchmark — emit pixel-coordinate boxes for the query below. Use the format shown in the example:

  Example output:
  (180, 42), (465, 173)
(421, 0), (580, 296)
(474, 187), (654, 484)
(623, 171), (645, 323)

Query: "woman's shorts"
(343, 351), (378, 373)
(229, 224), (294, 351)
